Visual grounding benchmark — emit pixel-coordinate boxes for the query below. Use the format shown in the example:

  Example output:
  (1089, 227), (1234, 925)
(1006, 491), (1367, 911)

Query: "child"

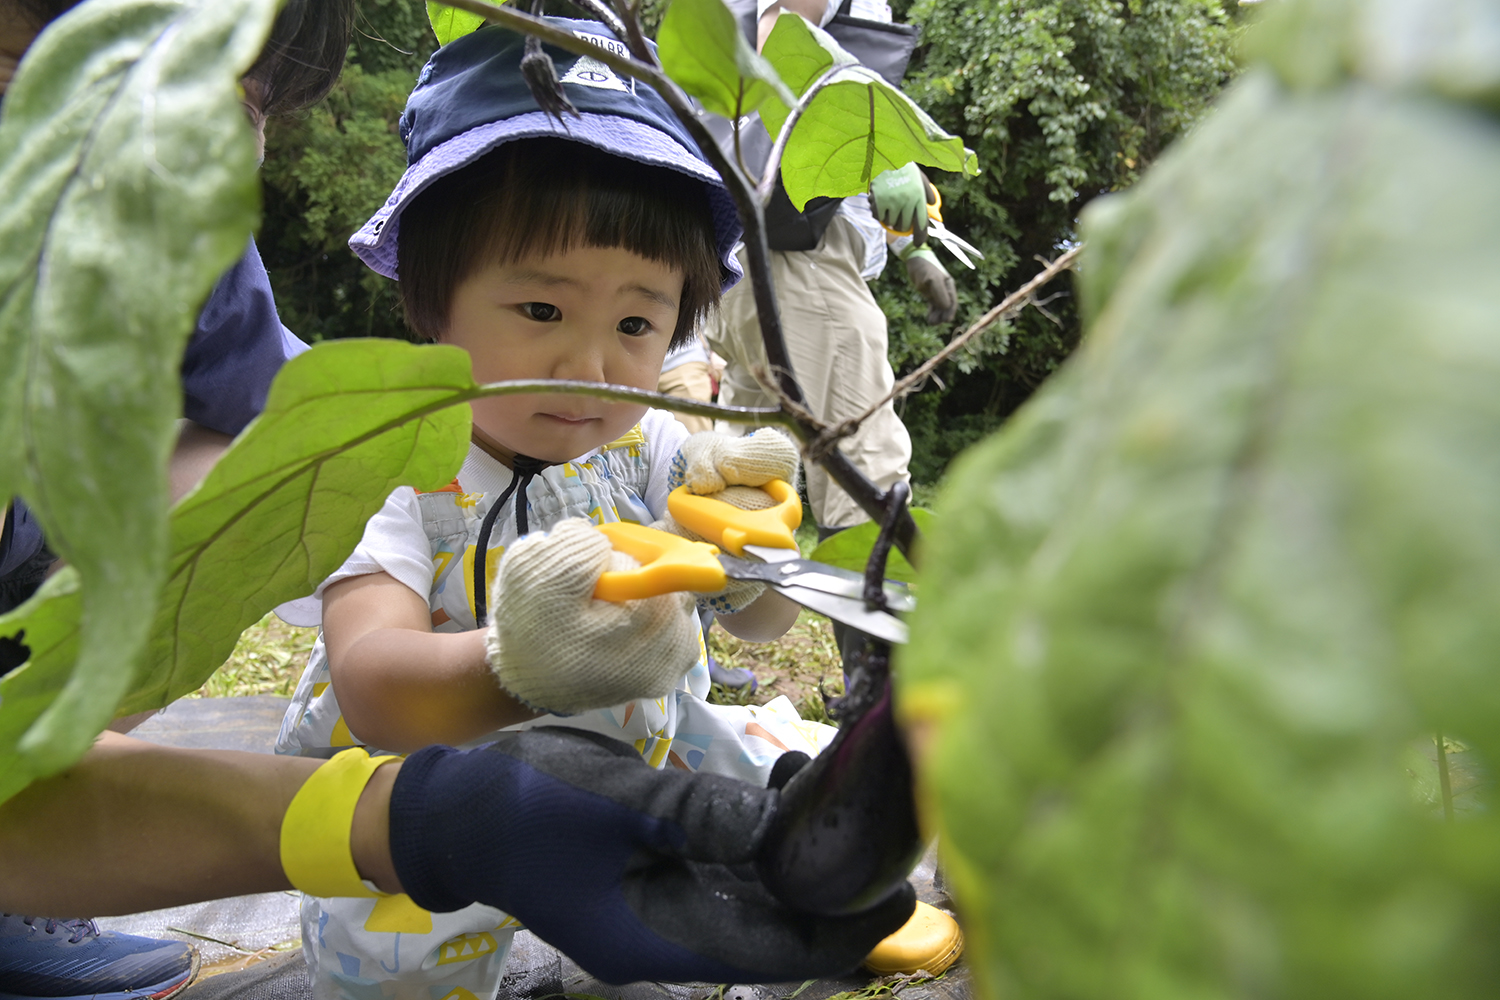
(273, 18), (838, 1000)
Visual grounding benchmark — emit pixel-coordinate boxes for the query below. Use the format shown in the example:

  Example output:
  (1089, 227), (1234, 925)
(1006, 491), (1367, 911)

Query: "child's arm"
(714, 588), (801, 642)
(323, 571), (541, 752)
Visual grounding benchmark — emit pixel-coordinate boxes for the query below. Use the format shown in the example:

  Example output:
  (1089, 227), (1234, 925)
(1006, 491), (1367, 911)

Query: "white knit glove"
(670, 428), (801, 495)
(486, 519), (700, 715)
(660, 430), (802, 615)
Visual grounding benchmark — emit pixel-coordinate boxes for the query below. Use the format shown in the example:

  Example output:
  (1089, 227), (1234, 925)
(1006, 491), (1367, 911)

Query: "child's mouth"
(538, 412), (595, 426)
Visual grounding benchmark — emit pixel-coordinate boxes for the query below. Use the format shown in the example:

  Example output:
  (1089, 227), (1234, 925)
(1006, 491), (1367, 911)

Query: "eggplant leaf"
(658, 0), (795, 120)
(0, 0), (278, 775)
(758, 14), (976, 209)
(0, 340), (473, 804)
(807, 508), (933, 584)
(426, 0), (486, 47)
(901, 0), (1500, 992)
(0, 572), (84, 807)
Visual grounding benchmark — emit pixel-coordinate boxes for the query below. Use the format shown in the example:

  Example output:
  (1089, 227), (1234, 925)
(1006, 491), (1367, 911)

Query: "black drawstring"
(472, 454), (551, 625)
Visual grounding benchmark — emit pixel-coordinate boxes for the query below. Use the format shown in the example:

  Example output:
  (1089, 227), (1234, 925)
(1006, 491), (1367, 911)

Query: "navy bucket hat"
(350, 17), (743, 290)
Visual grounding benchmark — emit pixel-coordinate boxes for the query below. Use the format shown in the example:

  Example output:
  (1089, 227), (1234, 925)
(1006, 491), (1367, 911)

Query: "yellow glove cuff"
(280, 748), (400, 898)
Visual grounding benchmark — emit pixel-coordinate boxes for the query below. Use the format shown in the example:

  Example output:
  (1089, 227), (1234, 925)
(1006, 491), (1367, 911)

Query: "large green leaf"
(124, 339), (473, 712)
(0, 0), (276, 775)
(758, 13), (977, 209)
(901, 2), (1500, 996)
(426, 0), (485, 47)
(0, 340), (473, 803)
(658, 0), (795, 120)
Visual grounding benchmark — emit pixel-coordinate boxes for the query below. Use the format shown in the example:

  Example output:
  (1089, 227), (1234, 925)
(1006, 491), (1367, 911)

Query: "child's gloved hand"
(660, 429), (801, 615)
(671, 428), (800, 496)
(387, 727), (917, 984)
(486, 518), (699, 714)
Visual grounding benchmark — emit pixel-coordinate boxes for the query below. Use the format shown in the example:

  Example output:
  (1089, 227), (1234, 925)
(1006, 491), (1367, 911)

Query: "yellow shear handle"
(667, 478), (801, 557)
(594, 523), (727, 601)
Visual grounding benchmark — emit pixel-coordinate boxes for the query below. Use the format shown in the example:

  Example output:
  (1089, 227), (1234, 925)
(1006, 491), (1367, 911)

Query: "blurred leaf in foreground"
(0, 0), (277, 775)
(901, 0), (1500, 994)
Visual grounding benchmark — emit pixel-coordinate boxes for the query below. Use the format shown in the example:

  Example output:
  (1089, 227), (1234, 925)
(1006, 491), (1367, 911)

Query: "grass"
(708, 609), (844, 723)
(188, 614), (316, 699)
(195, 608), (846, 722)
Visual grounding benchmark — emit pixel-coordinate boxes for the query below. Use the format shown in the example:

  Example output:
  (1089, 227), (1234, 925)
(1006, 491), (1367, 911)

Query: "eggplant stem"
(863, 481), (910, 613)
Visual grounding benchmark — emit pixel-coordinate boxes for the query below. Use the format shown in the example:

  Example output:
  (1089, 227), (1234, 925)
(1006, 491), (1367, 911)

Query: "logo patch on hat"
(565, 32), (634, 92)
(561, 54), (630, 93)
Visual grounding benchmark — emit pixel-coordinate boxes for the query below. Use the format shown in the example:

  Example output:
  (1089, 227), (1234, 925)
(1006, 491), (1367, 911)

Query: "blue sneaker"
(0, 914), (198, 1000)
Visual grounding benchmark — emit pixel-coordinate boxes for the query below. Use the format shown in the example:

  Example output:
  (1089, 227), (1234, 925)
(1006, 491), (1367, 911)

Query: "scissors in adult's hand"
(881, 187), (985, 271)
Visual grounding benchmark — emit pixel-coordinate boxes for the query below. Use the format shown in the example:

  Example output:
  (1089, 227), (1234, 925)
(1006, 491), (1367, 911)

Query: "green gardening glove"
(870, 162), (932, 244)
(901, 244), (957, 324)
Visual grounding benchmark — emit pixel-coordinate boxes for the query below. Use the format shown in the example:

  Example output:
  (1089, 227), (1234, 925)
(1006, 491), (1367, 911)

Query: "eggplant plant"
(0, 0), (967, 920)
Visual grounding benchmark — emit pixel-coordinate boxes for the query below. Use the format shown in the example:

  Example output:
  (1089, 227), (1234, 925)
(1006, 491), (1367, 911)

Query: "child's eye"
(617, 316), (652, 336)
(521, 302), (560, 322)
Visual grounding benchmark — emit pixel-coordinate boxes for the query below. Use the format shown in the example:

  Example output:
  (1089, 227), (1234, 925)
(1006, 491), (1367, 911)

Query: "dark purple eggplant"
(755, 638), (924, 916)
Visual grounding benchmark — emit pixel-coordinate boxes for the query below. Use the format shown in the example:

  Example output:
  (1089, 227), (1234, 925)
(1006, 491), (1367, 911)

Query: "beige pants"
(709, 215), (911, 529)
(657, 359), (715, 435)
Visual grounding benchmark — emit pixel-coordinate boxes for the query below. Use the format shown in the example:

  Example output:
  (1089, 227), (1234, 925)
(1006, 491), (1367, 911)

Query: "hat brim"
(350, 111), (743, 291)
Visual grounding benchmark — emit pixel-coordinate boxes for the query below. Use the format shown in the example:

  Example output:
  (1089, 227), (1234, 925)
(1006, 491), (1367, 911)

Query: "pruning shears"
(882, 187), (985, 270)
(592, 479), (912, 645)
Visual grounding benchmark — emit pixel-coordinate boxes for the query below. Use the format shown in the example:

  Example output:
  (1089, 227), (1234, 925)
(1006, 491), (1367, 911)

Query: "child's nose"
(549, 341), (608, 383)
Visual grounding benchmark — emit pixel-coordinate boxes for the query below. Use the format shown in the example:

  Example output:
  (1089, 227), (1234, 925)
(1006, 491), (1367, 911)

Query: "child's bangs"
(476, 167), (707, 277)
(398, 139), (721, 345)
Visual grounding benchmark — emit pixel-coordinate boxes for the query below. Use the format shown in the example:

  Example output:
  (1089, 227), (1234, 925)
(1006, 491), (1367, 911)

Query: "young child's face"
(442, 244), (683, 464)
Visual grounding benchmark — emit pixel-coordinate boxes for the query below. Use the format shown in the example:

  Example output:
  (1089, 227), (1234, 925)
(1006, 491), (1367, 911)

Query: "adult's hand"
(870, 163), (933, 244)
(388, 728), (916, 984)
(903, 246), (958, 325)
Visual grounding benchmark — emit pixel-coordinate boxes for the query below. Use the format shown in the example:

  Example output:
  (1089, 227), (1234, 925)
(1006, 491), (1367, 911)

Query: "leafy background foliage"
(258, 0), (1238, 488)
(900, 0), (1500, 993)
(879, 0), (1237, 481)
(257, 0), (437, 344)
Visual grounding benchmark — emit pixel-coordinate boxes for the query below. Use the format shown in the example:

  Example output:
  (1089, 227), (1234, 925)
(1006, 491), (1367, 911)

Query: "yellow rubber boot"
(863, 900), (964, 976)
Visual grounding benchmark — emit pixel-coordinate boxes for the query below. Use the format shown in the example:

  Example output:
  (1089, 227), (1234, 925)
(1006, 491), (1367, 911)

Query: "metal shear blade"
(928, 221), (983, 269)
(727, 546), (912, 644)
(740, 544), (915, 611)
(775, 582), (909, 645)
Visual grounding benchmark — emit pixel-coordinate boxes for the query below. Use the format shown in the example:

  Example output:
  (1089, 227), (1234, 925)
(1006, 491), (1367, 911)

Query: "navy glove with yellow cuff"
(282, 729), (915, 985)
